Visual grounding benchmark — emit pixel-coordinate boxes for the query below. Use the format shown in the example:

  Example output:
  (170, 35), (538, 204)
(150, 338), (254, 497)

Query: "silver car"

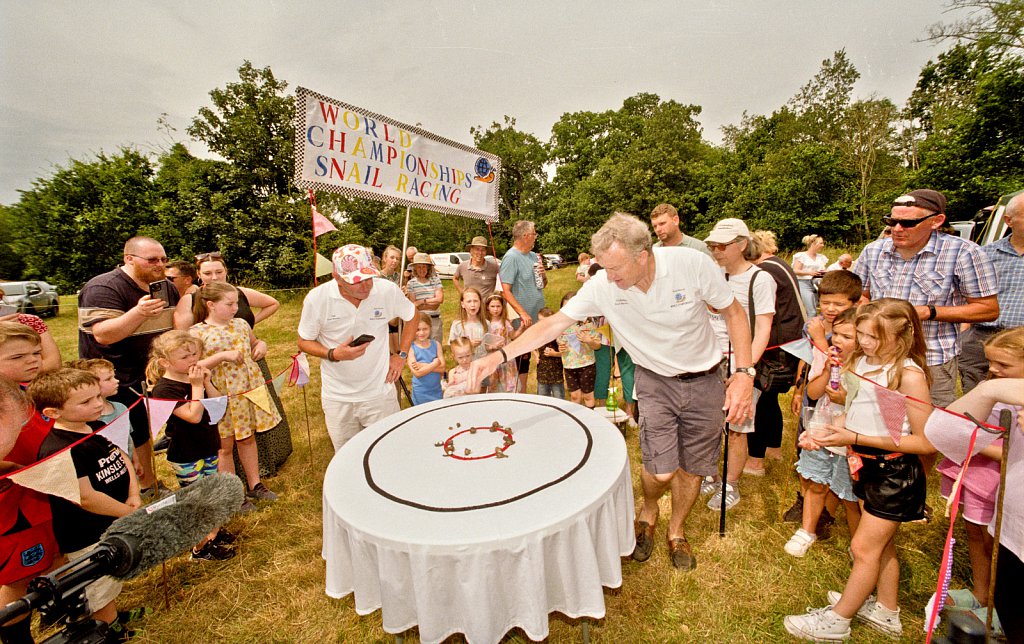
(0, 281), (60, 317)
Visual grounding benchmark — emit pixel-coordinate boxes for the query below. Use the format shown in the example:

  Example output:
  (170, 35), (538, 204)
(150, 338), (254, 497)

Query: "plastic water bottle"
(606, 385), (619, 412)
(534, 259), (544, 289)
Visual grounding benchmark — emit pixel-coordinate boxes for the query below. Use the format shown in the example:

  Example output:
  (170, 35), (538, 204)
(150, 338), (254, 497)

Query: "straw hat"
(410, 252), (434, 266)
(465, 236), (489, 251)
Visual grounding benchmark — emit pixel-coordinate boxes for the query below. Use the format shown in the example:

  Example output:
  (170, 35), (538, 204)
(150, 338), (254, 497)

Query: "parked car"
(428, 252), (499, 280)
(0, 280), (60, 317)
(542, 254), (566, 270)
(428, 252), (471, 280)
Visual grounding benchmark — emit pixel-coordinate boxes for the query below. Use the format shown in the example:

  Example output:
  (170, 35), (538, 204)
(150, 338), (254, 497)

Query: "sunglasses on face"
(195, 251), (224, 262)
(128, 254), (168, 264)
(881, 213), (939, 229)
(706, 240), (737, 252)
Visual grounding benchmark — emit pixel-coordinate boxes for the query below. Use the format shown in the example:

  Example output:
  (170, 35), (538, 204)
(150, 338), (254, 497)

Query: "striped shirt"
(982, 235), (1024, 329)
(854, 232), (998, 365)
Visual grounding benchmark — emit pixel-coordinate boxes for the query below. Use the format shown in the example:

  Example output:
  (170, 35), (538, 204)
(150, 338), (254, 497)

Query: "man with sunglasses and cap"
(297, 244), (417, 451)
(854, 189), (999, 408)
(78, 236), (180, 498)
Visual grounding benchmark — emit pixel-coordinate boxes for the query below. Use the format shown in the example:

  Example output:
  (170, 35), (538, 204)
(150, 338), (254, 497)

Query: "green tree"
(837, 98), (905, 238)
(188, 61), (295, 200)
(471, 116), (548, 245)
(788, 50), (860, 146)
(8, 149), (157, 291)
(908, 43), (1024, 217)
(0, 205), (26, 279)
(543, 95), (713, 255)
(926, 0), (1024, 53)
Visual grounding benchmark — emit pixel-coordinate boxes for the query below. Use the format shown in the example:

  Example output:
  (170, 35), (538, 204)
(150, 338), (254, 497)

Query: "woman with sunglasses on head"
(173, 252), (291, 477)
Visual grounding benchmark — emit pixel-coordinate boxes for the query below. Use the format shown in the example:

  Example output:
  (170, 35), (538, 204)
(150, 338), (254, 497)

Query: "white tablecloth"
(322, 394), (635, 644)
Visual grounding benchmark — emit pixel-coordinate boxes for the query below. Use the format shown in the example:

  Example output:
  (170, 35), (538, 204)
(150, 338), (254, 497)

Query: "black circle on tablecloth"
(363, 397), (593, 512)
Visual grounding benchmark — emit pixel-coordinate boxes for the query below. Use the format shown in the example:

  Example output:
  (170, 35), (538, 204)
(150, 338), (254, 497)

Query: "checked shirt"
(981, 235), (1024, 330)
(855, 232), (998, 366)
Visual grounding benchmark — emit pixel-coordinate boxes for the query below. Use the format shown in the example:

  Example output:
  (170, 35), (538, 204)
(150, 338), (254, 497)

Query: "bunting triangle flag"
(243, 385), (273, 415)
(781, 337), (814, 365)
(10, 450), (81, 504)
(200, 396), (228, 424)
(147, 399), (178, 441)
(271, 372), (287, 395)
(315, 253), (334, 278)
(97, 411), (132, 454)
(312, 206), (338, 237)
(290, 353), (310, 387)
(874, 383), (908, 445)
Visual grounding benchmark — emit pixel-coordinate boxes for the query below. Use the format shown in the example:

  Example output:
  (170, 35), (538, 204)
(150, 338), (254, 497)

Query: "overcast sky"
(0, 1), (960, 205)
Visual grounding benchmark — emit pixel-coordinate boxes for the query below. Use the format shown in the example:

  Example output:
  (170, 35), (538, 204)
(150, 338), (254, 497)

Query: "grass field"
(32, 259), (965, 643)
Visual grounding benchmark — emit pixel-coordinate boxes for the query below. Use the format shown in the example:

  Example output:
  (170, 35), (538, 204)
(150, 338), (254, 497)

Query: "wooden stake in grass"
(301, 386), (315, 468)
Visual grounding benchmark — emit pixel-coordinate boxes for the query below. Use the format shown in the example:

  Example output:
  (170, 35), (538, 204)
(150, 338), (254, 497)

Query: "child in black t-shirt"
(31, 368), (140, 630)
(147, 330), (235, 560)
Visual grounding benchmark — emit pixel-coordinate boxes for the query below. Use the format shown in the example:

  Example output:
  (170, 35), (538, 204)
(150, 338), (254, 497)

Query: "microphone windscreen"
(102, 473), (245, 579)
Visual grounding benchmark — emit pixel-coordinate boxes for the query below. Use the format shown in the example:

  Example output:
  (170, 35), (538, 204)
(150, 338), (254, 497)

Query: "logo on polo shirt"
(671, 289), (688, 306)
(613, 297), (628, 306)
(371, 308), (385, 320)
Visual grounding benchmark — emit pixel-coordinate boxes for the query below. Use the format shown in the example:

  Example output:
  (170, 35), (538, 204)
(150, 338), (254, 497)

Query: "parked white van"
(429, 252), (470, 280)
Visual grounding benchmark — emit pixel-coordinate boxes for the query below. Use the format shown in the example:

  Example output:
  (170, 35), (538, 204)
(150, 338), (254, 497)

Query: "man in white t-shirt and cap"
(468, 212), (754, 571)
(298, 244), (417, 451)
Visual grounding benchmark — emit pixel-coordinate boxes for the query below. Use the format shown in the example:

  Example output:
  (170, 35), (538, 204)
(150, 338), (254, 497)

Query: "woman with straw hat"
(404, 253), (444, 343)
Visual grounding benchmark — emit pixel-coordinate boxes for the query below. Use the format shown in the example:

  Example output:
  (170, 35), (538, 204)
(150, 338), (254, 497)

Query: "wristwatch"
(396, 350), (408, 359)
(734, 366), (757, 378)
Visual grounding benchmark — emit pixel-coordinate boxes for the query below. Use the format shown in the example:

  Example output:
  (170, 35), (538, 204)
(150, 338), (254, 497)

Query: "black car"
(0, 281), (60, 317)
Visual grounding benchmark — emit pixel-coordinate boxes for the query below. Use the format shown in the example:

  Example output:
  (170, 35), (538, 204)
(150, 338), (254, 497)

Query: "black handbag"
(747, 271), (799, 393)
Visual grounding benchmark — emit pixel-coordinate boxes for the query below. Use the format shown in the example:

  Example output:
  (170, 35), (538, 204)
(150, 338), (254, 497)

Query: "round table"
(322, 394), (635, 644)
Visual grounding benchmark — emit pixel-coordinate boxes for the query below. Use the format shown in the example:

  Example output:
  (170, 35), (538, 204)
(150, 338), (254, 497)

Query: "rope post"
(985, 407), (1013, 638)
(301, 386), (315, 469)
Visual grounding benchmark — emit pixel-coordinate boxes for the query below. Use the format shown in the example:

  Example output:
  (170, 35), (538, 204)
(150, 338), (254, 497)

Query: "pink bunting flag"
(873, 383), (907, 446)
(312, 205), (337, 237)
(289, 353), (310, 386)
(147, 399), (178, 441)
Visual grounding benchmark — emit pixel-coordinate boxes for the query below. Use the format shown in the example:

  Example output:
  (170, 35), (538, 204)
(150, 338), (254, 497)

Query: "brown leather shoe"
(631, 520), (656, 562)
(667, 537), (696, 571)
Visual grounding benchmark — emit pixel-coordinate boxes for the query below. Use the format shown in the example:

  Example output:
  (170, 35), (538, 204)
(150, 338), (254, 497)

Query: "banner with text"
(293, 86), (501, 222)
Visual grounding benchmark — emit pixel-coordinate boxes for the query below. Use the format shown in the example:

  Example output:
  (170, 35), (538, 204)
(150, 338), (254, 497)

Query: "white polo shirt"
(298, 278), (416, 402)
(560, 247), (734, 377)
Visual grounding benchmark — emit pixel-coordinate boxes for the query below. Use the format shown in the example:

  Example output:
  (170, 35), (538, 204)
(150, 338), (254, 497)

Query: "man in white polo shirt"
(468, 212), (754, 571)
(298, 244), (417, 451)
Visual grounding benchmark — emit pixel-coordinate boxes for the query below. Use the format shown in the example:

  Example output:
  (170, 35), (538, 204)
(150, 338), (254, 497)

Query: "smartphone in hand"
(149, 280), (171, 307)
(350, 334), (374, 347)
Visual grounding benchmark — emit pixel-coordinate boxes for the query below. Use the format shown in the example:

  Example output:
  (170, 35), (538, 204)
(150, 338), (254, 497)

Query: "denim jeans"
(536, 381), (565, 399)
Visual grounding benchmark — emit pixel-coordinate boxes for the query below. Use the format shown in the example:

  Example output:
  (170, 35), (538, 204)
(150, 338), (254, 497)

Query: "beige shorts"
(66, 543), (123, 612)
(322, 390), (400, 451)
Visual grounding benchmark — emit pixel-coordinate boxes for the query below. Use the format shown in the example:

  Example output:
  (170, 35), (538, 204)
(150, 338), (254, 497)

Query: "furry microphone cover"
(102, 473), (245, 579)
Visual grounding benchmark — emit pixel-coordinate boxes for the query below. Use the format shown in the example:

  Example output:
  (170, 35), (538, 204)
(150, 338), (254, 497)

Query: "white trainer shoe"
(784, 528), (817, 557)
(699, 476), (718, 497)
(706, 482), (740, 510)
(826, 591), (902, 638)
(784, 606), (851, 641)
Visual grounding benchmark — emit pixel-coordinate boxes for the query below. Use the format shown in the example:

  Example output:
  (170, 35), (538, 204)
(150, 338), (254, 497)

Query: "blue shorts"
(796, 447), (856, 502)
(169, 455), (220, 488)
